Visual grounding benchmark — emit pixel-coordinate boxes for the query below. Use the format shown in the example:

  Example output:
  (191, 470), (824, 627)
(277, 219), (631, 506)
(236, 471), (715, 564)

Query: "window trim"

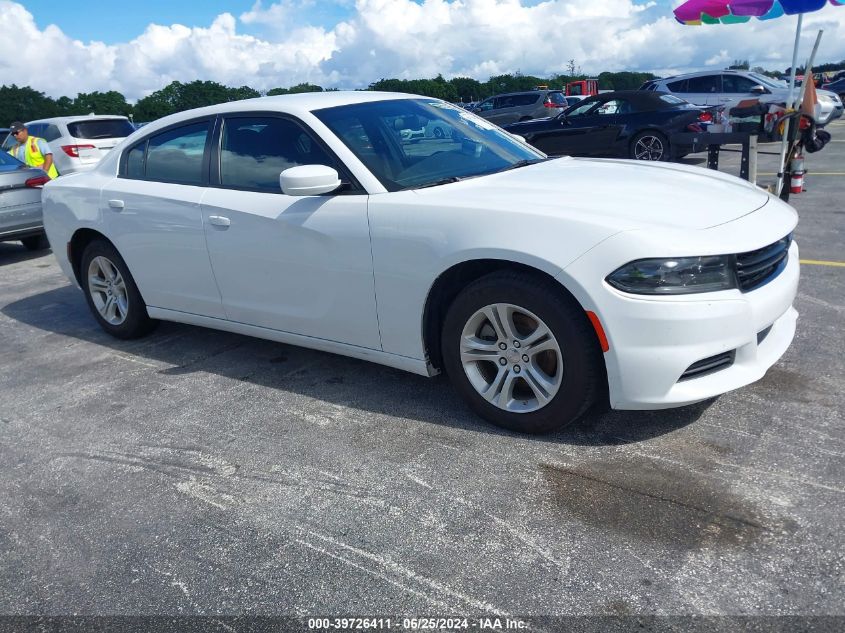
(207, 111), (365, 195)
(118, 116), (214, 186)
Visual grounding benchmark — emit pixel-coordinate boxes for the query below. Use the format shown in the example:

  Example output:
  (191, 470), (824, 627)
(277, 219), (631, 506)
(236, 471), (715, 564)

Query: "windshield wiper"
(494, 158), (548, 174)
(404, 176), (463, 190)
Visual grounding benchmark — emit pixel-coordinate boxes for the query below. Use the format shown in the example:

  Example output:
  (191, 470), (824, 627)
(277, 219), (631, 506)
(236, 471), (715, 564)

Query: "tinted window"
(67, 119), (135, 139)
(498, 94), (538, 108)
(477, 99), (494, 111)
(43, 125), (62, 142)
(547, 92), (567, 106)
(220, 117), (336, 192)
(567, 100), (600, 117)
(27, 124), (45, 137)
(125, 142), (146, 179)
(722, 75), (759, 93)
(687, 75), (721, 93)
(666, 79), (687, 93)
(145, 121), (209, 185)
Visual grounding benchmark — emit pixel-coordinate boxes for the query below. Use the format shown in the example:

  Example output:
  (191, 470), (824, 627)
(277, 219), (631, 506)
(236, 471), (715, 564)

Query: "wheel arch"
(68, 228), (114, 287)
(422, 258), (602, 374)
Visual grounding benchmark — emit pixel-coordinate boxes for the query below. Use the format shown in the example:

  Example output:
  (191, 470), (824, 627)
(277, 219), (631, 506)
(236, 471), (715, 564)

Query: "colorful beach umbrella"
(673, 0), (843, 194)
(674, 0), (843, 26)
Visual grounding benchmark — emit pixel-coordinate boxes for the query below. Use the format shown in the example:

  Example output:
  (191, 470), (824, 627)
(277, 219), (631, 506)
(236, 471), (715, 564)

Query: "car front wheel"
(441, 272), (603, 434)
(630, 130), (669, 161)
(80, 240), (157, 339)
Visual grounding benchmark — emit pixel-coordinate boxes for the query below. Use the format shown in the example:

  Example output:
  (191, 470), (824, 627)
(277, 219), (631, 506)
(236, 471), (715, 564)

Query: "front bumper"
(558, 232), (799, 410)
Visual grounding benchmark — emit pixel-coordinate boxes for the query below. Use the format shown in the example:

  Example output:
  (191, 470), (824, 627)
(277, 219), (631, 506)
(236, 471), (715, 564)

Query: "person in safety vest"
(7, 121), (58, 179)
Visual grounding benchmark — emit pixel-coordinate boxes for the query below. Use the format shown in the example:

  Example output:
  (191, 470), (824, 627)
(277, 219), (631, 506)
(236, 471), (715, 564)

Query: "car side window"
(723, 75), (758, 93)
(567, 100), (599, 117)
(144, 121), (210, 185)
(219, 116), (337, 192)
(666, 79), (688, 93)
(596, 99), (627, 115)
(687, 75), (722, 93)
(43, 125), (62, 142)
(125, 142), (146, 179)
(477, 99), (494, 112)
(1, 133), (15, 152)
(516, 94), (539, 106)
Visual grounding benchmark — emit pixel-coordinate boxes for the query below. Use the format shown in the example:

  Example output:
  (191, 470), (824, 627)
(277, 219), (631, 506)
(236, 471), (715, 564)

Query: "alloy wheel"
(87, 256), (129, 325)
(459, 303), (563, 413)
(634, 135), (665, 161)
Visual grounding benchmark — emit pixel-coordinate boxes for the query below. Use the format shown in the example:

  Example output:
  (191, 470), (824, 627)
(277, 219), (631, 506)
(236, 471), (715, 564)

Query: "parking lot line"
(757, 172), (845, 176)
(800, 259), (845, 267)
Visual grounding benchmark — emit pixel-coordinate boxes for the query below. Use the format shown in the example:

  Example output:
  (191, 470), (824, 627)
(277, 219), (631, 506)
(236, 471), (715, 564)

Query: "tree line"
(2, 61), (842, 127)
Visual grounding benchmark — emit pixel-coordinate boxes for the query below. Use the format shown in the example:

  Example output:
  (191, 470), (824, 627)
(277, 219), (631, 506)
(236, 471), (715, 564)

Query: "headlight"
(606, 256), (735, 295)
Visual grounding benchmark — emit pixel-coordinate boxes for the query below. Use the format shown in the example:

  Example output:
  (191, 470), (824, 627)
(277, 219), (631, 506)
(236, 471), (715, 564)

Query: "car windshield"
(314, 99), (545, 191)
(67, 119), (135, 139)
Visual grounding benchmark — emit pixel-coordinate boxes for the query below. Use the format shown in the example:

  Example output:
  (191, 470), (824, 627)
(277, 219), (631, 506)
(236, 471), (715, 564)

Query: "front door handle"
(208, 215), (231, 227)
(108, 199), (124, 210)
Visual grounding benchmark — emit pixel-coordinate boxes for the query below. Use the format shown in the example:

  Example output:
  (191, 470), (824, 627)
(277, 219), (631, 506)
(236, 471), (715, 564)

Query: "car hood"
(412, 157), (771, 231)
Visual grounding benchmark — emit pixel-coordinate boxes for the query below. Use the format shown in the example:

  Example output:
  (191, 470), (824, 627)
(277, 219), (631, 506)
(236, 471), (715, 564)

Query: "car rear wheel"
(441, 272), (603, 434)
(630, 130), (669, 161)
(21, 235), (50, 251)
(80, 240), (157, 339)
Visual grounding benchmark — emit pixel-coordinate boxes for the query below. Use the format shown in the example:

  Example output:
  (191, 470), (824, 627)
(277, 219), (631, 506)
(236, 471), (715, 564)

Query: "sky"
(1, 0), (844, 102)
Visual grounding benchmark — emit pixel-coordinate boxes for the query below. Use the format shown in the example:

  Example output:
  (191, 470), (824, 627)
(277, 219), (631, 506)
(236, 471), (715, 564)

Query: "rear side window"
(143, 121), (210, 185)
(67, 119), (135, 139)
(687, 75), (722, 93)
(43, 125), (62, 142)
(666, 79), (687, 93)
(219, 116), (337, 192)
(546, 92), (567, 106)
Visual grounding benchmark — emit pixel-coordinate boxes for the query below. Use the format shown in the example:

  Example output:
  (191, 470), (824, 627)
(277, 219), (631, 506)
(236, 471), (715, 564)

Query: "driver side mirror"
(280, 165), (341, 196)
(751, 84), (767, 94)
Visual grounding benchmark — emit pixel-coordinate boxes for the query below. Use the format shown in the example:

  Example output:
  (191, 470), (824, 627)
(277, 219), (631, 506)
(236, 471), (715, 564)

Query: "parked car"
(503, 91), (705, 161)
(642, 70), (843, 126)
(821, 77), (845, 100)
(1, 115), (136, 176)
(471, 89), (568, 125)
(0, 151), (51, 250)
(42, 92), (799, 434)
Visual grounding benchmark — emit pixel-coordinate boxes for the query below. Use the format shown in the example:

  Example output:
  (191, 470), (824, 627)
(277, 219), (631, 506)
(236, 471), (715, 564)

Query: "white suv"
(1, 115), (136, 176)
(642, 70), (843, 126)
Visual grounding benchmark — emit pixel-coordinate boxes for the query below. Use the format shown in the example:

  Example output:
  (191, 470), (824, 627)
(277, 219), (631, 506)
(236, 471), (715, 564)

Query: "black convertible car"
(503, 91), (707, 161)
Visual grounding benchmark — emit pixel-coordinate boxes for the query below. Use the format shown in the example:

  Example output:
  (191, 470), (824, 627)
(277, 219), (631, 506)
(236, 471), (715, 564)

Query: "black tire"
(21, 234), (50, 251)
(629, 130), (669, 161)
(80, 240), (157, 339)
(441, 271), (603, 434)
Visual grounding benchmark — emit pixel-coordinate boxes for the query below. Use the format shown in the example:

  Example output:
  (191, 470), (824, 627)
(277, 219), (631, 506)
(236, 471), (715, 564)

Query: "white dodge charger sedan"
(42, 91), (799, 434)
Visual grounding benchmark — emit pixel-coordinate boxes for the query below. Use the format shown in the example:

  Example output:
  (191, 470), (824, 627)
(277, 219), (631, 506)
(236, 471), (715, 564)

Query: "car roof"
(135, 91), (433, 136)
(25, 115), (131, 125)
(658, 69), (757, 82)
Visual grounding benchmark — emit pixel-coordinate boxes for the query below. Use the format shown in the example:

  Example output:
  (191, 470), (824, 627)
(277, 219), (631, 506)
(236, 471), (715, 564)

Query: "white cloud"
(0, 0), (843, 102)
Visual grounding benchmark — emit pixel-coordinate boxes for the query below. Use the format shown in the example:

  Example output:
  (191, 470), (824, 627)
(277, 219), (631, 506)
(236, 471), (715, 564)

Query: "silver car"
(0, 152), (50, 250)
(1, 115), (136, 176)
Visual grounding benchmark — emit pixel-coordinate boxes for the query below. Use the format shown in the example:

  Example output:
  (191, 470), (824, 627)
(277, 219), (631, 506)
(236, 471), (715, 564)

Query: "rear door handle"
(208, 215), (231, 227)
(108, 199), (124, 210)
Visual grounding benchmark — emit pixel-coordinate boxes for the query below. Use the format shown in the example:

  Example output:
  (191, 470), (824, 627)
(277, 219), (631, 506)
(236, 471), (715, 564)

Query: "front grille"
(735, 234), (792, 292)
(679, 351), (736, 381)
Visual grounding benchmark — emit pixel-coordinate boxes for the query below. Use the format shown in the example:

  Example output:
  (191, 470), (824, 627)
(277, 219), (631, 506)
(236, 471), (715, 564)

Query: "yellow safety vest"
(20, 136), (59, 178)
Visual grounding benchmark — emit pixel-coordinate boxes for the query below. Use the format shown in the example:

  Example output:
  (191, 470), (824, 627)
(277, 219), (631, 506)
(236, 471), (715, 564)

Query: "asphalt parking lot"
(0, 121), (843, 627)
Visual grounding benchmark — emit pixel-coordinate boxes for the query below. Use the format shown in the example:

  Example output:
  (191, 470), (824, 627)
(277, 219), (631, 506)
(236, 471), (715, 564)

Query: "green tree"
(448, 76), (484, 102)
(72, 91), (132, 116)
(0, 85), (61, 126)
(134, 80), (260, 122)
(287, 83), (324, 94)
